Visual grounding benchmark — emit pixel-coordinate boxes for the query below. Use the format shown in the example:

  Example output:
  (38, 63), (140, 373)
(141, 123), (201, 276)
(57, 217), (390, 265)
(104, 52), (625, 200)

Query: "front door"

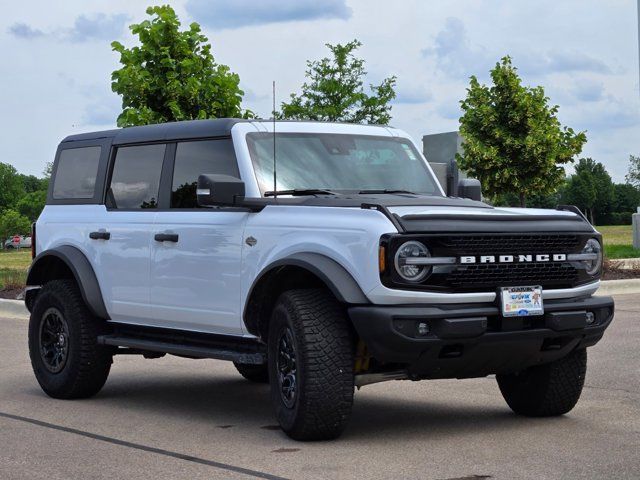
(150, 138), (249, 335)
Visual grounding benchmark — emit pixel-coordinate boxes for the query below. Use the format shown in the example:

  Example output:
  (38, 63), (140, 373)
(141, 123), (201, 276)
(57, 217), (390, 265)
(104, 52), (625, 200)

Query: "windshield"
(246, 133), (441, 196)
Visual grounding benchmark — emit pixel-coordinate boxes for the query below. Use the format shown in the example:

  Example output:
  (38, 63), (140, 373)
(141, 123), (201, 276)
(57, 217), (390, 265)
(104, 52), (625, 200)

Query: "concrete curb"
(0, 299), (28, 318)
(1, 279), (638, 319)
(597, 278), (640, 296)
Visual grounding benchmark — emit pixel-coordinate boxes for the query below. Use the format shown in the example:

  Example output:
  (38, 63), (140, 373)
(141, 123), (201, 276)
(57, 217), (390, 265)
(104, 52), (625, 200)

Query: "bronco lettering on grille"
(459, 254), (568, 264)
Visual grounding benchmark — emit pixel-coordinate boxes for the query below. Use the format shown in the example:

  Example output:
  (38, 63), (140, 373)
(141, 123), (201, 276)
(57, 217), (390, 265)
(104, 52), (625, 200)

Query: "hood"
(386, 204), (595, 234)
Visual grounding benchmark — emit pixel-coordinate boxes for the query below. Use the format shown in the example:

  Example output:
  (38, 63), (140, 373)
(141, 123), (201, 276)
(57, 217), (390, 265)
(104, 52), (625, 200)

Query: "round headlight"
(394, 241), (431, 282)
(582, 238), (602, 276)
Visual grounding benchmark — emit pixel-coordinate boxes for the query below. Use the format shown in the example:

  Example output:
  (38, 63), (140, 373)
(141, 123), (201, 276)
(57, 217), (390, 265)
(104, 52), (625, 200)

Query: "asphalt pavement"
(1, 294), (638, 479)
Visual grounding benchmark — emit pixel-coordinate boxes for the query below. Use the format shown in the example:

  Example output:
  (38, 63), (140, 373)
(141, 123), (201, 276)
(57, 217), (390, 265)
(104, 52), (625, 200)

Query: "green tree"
(111, 5), (249, 127)
(609, 183), (640, 224)
(280, 40), (397, 124)
(0, 163), (23, 212)
(492, 190), (561, 209)
(626, 155), (640, 188)
(575, 158), (614, 223)
(16, 190), (47, 222)
(562, 172), (597, 223)
(457, 56), (587, 207)
(561, 158), (614, 223)
(0, 209), (31, 240)
(18, 174), (45, 194)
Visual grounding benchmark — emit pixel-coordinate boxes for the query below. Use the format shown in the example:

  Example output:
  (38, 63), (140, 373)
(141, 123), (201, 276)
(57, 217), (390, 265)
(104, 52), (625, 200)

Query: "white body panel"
(36, 205), (156, 322)
(151, 210), (249, 335)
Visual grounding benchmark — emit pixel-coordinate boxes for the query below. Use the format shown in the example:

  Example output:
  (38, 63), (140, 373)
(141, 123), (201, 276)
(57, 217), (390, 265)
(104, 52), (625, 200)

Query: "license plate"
(500, 286), (544, 317)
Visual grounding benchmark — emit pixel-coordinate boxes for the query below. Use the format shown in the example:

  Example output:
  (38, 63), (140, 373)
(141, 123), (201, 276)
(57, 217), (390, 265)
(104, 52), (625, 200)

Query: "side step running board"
(97, 325), (266, 365)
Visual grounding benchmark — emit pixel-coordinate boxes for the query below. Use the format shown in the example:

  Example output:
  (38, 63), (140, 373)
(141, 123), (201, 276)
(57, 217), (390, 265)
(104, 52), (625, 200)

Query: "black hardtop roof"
(61, 118), (250, 145)
(60, 118), (395, 146)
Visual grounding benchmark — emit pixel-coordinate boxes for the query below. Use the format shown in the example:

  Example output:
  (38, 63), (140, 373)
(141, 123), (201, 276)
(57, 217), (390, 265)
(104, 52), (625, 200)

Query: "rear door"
(150, 138), (249, 335)
(94, 143), (167, 323)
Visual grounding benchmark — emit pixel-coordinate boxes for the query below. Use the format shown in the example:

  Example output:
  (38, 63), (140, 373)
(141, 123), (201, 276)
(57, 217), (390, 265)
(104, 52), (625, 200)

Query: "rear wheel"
(28, 280), (112, 399)
(268, 289), (354, 441)
(233, 362), (269, 383)
(497, 348), (587, 417)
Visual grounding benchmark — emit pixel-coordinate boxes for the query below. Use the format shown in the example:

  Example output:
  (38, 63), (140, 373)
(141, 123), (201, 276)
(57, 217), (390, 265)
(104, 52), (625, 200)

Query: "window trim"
(47, 138), (112, 206)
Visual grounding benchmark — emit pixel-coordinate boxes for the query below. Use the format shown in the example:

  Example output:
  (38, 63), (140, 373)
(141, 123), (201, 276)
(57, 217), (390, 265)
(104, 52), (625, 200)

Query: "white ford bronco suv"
(26, 119), (614, 440)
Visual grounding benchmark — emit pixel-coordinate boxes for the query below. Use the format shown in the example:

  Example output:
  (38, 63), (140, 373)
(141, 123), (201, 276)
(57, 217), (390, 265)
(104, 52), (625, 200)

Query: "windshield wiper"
(357, 189), (417, 195)
(264, 189), (338, 197)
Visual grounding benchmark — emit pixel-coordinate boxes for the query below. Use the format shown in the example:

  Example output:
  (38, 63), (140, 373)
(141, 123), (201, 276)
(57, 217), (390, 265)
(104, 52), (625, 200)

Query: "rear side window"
(53, 146), (101, 199)
(108, 144), (166, 209)
(171, 139), (239, 208)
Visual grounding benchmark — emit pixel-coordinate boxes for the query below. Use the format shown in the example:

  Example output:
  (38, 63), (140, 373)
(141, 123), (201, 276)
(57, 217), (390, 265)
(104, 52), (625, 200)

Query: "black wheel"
(233, 362), (269, 383)
(28, 280), (112, 399)
(268, 289), (354, 441)
(497, 348), (587, 417)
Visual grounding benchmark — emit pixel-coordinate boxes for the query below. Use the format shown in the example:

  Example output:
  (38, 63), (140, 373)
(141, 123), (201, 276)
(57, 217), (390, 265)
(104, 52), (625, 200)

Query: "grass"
(596, 225), (640, 259)
(0, 249), (31, 290)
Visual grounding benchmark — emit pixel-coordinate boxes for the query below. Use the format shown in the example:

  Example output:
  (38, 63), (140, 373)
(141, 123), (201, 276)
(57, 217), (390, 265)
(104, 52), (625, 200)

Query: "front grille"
(439, 235), (583, 255)
(447, 262), (578, 289)
(383, 233), (596, 292)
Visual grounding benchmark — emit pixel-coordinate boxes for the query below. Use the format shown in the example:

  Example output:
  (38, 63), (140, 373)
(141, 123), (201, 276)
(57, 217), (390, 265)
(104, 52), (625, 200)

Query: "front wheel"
(268, 289), (355, 441)
(28, 280), (112, 399)
(497, 348), (587, 417)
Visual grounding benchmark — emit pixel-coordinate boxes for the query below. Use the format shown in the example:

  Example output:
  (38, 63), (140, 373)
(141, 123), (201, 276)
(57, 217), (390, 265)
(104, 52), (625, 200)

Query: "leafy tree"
(0, 163), (23, 212)
(42, 162), (54, 180)
(492, 190), (560, 209)
(562, 172), (597, 223)
(626, 155), (640, 188)
(16, 190), (47, 222)
(111, 5), (249, 127)
(561, 158), (614, 223)
(575, 158), (614, 223)
(280, 40), (396, 124)
(457, 56), (587, 207)
(607, 183), (640, 224)
(18, 174), (45, 194)
(0, 209), (31, 240)
(613, 183), (640, 212)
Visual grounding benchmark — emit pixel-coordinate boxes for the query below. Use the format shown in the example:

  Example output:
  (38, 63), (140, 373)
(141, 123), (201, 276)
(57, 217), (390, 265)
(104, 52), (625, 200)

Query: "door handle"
(89, 231), (110, 240)
(154, 233), (179, 243)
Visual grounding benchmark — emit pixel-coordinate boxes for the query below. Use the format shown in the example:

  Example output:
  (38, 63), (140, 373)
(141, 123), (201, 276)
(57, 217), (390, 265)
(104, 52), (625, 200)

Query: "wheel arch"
(26, 245), (109, 319)
(243, 252), (369, 339)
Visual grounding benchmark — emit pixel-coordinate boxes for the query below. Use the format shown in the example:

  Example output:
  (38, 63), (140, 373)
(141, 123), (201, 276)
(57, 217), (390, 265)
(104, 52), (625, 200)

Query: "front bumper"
(349, 295), (614, 379)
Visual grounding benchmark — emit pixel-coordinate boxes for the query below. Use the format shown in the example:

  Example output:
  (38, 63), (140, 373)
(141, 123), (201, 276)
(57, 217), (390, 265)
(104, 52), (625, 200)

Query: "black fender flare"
(26, 245), (109, 319)
(245, 252), (369, 310)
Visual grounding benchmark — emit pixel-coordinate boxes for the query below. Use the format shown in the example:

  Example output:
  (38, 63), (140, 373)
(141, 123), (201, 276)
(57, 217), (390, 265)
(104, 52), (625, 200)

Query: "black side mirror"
(457, 178), (482, 201)
(197, 174), (245, 207)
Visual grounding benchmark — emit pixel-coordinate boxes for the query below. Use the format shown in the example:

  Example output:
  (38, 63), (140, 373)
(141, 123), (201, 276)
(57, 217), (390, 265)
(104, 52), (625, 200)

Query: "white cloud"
(7, 13), (129, 43)
(185, 0), (352, 30)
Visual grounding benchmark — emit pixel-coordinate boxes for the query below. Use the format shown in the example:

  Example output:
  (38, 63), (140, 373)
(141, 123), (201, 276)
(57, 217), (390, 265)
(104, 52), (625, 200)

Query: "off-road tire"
(497, 348), (587, 417)
(233, 362), (269, 383)
(28, 280), (112, 399)
(268, 289), (354, 441)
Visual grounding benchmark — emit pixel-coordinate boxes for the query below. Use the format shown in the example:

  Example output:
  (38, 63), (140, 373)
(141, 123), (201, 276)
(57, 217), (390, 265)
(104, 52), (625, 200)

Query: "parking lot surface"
(1, 294), (638, 480)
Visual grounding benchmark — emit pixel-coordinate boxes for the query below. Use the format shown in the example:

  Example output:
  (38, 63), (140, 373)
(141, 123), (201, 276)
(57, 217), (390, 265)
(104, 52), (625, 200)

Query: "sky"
(1, 0), (639, 182)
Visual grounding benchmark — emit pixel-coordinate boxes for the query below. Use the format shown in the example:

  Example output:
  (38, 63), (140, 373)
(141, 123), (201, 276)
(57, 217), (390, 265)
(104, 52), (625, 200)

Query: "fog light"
(417, 322), (429, 336)
(586, 312), (595, 325)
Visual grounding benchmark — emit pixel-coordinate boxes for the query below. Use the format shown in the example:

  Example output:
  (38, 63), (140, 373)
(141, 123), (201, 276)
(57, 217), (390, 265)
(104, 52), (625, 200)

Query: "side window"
(108, 144), (166, 209)
(171, 139), (240, 208)
(53, 146), (101, 199)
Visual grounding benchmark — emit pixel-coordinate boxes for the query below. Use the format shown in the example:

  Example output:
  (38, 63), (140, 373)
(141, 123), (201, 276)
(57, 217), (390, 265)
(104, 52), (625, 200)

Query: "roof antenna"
(272, 80), (277, 198)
